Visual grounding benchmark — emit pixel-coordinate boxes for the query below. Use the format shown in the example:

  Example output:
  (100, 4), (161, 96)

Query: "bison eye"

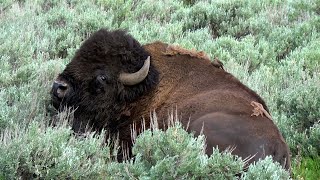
(97, 75), (107, 84)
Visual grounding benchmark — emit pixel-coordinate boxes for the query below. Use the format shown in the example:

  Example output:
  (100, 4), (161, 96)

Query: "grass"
(0, 0), (319, 179)
(293, 156), (320, 179)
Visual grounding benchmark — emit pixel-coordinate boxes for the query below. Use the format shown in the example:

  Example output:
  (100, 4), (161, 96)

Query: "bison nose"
(52, 81), (68, 99)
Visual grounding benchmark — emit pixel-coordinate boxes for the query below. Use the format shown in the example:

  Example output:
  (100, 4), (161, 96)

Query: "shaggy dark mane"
(73, 28), (159, 102)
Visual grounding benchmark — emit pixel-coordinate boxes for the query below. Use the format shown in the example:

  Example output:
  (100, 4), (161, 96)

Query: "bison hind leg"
(188, 112), (291, 171)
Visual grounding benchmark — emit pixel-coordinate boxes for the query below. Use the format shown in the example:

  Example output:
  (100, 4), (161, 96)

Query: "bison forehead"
(62, 29), (151, 81)
(63, 61), (117, 82)
(77, 30), (130, 58)
(74, 29), (146, 64)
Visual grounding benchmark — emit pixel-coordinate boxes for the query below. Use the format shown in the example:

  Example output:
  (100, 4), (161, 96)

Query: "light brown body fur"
(119, 41), (290, 170)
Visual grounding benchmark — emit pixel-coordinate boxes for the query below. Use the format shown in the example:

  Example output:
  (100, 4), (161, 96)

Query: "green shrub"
(242, 156), (290, 180)
(0, 0), (319, 178)
(0, 121), (111, 179)
(132, 123), (244, 179)
(1, 119), (290, 179)
(293, 156), (320, 180)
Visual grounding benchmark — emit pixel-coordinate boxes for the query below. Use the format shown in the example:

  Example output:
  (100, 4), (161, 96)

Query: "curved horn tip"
(119, 56), (151, 86)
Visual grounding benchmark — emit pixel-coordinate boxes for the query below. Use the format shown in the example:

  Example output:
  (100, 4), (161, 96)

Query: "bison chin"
(70, 116), (92, 135)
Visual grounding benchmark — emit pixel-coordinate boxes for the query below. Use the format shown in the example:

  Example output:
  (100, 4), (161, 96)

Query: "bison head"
(51, 29), (159, 133)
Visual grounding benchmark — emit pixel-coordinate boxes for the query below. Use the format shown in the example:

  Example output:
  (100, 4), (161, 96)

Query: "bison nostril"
(52, 81), (68, 98)
(59, 84), (68, 90)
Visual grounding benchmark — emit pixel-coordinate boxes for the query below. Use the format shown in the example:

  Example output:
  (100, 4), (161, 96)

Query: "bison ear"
(119, 56), (150, 86)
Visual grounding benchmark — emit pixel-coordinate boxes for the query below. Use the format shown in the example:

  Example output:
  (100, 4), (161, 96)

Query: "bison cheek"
(72, 117), (91, 134)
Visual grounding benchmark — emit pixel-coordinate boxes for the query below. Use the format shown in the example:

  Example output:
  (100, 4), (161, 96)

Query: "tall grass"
(1, 0), (319, 179)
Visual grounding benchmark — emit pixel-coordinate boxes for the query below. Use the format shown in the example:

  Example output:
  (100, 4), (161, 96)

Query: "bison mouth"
(51, 93), (63, 110)
(50, 91), (78, 112)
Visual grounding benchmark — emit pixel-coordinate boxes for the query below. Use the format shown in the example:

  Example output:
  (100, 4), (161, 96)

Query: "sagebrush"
(1, 0), (319, 179)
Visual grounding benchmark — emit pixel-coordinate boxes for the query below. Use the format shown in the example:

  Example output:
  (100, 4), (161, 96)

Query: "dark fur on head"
(52, 29), (159, 132)
(75, 29), (159, 102)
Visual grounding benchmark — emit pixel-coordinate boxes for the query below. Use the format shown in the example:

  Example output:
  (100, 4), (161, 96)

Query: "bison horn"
(119, 56), (150, 86)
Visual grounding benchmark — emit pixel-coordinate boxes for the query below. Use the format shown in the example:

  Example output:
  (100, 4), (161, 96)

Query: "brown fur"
(163, 44), (211, 61)
(114, 41), (290, 170)
(212, 57), (224, 70)
(251, 101), (273, 120)
(51, 30), (291, 171)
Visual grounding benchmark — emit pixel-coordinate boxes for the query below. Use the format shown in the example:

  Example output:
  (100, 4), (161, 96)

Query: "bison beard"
(51, 28), (291, 171)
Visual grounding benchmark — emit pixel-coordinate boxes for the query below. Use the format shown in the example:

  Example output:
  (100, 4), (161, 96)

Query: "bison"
(51, 29), (291, 170)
